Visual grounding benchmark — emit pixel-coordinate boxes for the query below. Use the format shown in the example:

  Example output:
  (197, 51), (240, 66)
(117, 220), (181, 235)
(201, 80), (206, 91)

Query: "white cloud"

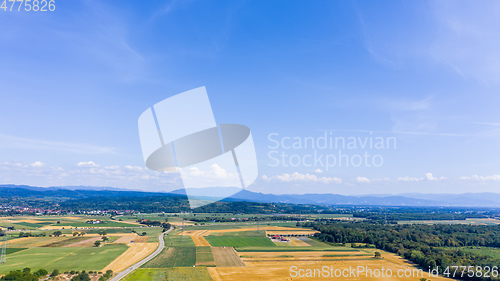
(29, 161), (45, 167)
(314, 169), (324, 174)
(263, 172), (342, 184)
(0, 161), (181, 191)
(77, 161), (99, 167)
(397, 176), (422, 182)
(182, 164), (238, 181)
(355, 176), (370, 183)
(396, 173), (447, 182)
(459, 174), (500, 181)
(424, 172), (447, 181)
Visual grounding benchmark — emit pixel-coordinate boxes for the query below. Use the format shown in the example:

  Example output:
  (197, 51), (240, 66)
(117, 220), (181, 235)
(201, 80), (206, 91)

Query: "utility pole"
(181, 215), (184, 243)
(1, 223), (7, 264)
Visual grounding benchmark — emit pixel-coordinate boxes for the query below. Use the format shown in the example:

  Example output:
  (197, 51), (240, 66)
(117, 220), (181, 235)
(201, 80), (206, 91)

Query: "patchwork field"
(211, 251), (455, 281)
(205, 236), (276, 247)
(0, 214), (461, 281)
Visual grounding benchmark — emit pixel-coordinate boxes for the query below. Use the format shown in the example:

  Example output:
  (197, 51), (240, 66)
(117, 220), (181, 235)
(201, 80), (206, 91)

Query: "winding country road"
(110, 227), (173, 281)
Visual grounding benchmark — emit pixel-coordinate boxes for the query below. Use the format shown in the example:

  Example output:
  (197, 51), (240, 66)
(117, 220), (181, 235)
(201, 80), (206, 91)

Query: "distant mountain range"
(1, 184), (500, 207)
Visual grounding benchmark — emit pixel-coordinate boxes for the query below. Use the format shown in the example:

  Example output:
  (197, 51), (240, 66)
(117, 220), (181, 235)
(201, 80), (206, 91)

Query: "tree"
(72, 272), (91, 281)
(53, 231), (62, 237)
(374, 252), (381, 258)
(142, 232), (147, 236)
(35, 269), (48, 276)
(102, 236), (108, 242)
(52, 269), (60, 276)
(94, 241), (101, 247)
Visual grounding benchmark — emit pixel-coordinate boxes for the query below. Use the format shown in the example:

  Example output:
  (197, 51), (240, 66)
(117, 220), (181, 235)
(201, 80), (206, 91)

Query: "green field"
(164, 232), (196, 247)
(142, 247), (196, 268)
(302, 237), (330, 247)
(132, 227), (164, 242)
(196, 246), (215, 266)
(1, 244), (128, 274)
(5, 248), (27, 255)
(123, 268), (212, 281)
(205, 236), (276, 247)
(441, 247), (500, 259)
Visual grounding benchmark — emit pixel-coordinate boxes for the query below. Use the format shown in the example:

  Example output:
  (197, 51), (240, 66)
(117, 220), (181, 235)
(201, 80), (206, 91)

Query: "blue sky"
(1, 0), (500, 195)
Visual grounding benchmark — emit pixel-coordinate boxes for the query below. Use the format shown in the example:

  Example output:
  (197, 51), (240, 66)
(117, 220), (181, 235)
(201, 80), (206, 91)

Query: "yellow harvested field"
(17, 219), (49, 223)
(192, 235), (211, 246)
(63, 236), (102, 247)
(177, 230), (207, 236)
(266, 230), (318, 236)
(113, 234), (149, 244)
(208, 267), (222, 281)
(212, 247), (245, 267)
(169, 221), (195, 226)
(6, 237), (67, 248)
(239, 251), (365, 258)
(289, 237), (311, 246)
(213, 251), (455, 281)
(103, 243), (158, 272)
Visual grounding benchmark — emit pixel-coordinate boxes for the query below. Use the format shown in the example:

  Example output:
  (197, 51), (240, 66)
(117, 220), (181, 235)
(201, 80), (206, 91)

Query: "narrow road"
(110, 227), (173, 281)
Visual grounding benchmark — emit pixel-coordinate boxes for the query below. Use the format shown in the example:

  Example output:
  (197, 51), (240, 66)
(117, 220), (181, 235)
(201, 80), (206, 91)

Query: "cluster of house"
(270, 234), (289, 242)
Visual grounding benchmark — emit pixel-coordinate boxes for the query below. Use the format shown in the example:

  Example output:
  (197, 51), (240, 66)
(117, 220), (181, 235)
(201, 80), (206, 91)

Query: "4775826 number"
(442, 266), (499, 278)
(1, 0), (55, 11)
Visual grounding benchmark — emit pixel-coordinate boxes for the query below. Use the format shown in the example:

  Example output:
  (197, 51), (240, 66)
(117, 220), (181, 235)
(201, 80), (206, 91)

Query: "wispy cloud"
(0, 135), (116, 154)
(429, 1), (500, 84)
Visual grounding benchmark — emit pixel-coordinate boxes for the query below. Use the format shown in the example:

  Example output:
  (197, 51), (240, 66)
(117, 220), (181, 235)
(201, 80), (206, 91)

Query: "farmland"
(205, 236), (276, 247)
(0, 212), (492, 281)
